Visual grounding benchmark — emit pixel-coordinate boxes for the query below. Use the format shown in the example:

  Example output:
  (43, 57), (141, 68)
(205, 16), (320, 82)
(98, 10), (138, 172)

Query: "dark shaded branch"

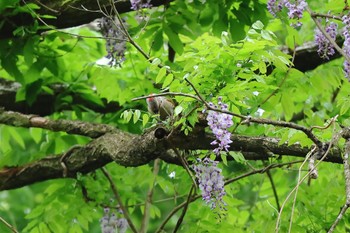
(0, 77), (129, 116)
(0, 0), (169, 39)
(0, 129), (168, 190)
(0, 110), (118, 138)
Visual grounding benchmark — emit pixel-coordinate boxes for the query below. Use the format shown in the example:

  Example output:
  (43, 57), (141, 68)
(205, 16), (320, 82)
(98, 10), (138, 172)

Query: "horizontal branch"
(0, 112), (342, 190)
(0, 129), (169, 190)
(0, 110), (118, 138)
(0, 77), (129, 116)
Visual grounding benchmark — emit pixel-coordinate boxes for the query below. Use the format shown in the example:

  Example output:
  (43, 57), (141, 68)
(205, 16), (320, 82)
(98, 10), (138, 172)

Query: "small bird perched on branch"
(146, 94), (175, 120)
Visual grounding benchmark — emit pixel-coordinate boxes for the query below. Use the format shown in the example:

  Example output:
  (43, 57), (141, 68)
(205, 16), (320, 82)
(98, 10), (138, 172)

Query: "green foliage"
(1, 0), (350, 232)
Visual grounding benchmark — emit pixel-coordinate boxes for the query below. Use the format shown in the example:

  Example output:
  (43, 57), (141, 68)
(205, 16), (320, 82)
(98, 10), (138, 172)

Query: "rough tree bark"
(0, 110), (343, 191)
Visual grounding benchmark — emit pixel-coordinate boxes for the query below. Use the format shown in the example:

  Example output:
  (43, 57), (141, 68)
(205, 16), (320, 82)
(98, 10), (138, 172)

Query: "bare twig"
(276, 121), (339, 233)
(266, 168), (281, 211)
(132, 92), (201, 102)
(307, 6), (350, 64)
(260, 36), (297, 106)
(155, 160), (303, 232)
(140, 159), (160, 233)
(288, 147), (316, 233)
(173, 185), (195, 233)
(101, 167), (139, 233)
(0, 216), (18, 233)
(327, 138), (350, 232)
(172, 148), (198, 189)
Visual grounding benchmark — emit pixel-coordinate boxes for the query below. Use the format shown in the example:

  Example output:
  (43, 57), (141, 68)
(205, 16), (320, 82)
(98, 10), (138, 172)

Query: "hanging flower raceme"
(314, 21), (338, 60)
(193, 158), (226, 210)
(100, 207), (128, 233)
(205, 97), (233, 156)
(99, 17), (127, 67)
(342, 14), (350, 80)
(267, 0), (307, 27)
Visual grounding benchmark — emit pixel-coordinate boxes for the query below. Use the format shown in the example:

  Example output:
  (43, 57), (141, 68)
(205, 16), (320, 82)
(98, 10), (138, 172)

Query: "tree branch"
(0, 109), (118, 138)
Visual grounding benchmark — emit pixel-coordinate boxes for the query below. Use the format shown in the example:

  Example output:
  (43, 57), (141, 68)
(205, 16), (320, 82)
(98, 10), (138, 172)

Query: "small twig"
(155, 160), (303, 232)
(225, 160), (304, 185)
(172, 148), (198, 189)
(34, 0), (59, 13)
(327, 138), (350, 232)
(328, 203), (350, 233)
(260, 36), (297, 106)
(287, 147), (316, 233)
(265, 166), (281, 211)
(276, 121), (339, 233)
(183, 76), (324, 148)
(0, 216), (18, 233)
(60, 145), (82, 177)
(310, 12), (342, 21)
(140, 159), (160, 233)
(310, 115), (338, 131)
(101, 167), (139, 233)
(173, 185), (195, 233)
(132, 92), (201, 102)
(307, 6), (350, 64)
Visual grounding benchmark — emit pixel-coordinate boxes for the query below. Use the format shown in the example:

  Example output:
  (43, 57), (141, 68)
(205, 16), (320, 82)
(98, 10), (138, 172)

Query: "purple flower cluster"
(267, 0), (284, 17)
(267, 0), (308, 27)
(206, 97), (233, 155)
(315, 21), (338, 60)
(130, 0), (152, 10)
(342, 15), (350, 79)
(99, 17), (127, 67)
(100, 208), (128, 233)
(193, 158), (226, 210)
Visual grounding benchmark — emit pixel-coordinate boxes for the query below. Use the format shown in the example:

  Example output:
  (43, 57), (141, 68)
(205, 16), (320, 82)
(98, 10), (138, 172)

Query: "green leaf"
(25, 79), (43, 106)
(142, 113), (150, 127)
(133, 110), (141, 123)
(156, 67), (167, 83)
(162, 73), (174, 88)
(252, 20), (264, 30)
(221, 154), (227, 166)
(163, 25), (184, 55)
(24, 37), (35, 66)
(174, 106), (183, 116)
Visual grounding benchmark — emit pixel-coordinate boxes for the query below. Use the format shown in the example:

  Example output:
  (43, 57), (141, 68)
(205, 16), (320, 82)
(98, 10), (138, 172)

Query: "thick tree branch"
(0, 110), (118, 138)
(0, 119), (344, 191)
(0, 77), (128, 116)
(0, 0), (169, 39)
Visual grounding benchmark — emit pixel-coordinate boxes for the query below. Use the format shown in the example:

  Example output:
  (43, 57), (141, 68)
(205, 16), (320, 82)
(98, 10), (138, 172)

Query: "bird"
(146, 94), (175, 121)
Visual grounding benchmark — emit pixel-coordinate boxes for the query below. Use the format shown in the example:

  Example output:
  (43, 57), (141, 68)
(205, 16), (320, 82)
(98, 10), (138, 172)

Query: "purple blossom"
(206, 97), (233, 155)
(100, 207), (128, 233)
(99, 17), (127, 67)
(193, 158), (226, 210)
(315, 22), (338, 60)
(267, 0), (307, 27)
(130, 0), (152, 10)
(343, 15), (350, 80)
(267, 0), (285, 17)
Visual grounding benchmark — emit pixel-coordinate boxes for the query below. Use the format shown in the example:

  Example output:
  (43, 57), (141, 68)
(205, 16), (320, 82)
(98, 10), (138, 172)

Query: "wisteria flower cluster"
(342, 14), (350, 79)
(193, 158), (226, 210)
(267, 0), (308, 27)
(100, 207), (128, 233)
(314, 21), (338, 60)
(99, 17), (127, 67)
(130, 0), (152, 11)
(206, 97), (233, 156)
